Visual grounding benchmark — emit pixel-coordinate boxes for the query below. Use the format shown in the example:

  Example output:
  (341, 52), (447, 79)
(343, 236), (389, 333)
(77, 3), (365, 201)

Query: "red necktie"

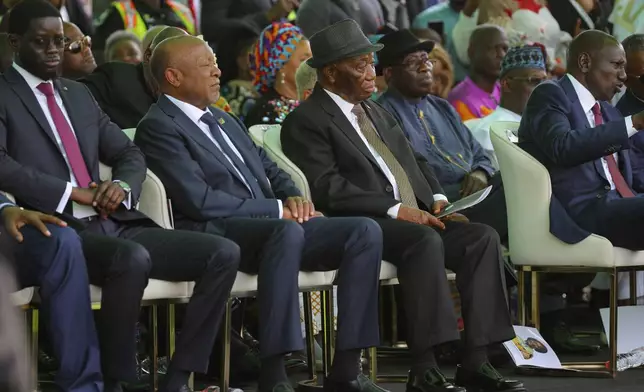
(592, 103), (635, 198)
(37, 83), (93, 188)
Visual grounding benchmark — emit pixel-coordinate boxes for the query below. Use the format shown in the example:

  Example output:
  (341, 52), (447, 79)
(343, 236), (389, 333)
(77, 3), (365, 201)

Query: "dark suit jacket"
(281, 84), (444, 218)
(518, 76), (633, 243)
(0, 66), (147, 223)
(80, 62), (155, 130)
(135, 95), (300, 233)
(200, 0), (272, 45)
(616, 89), (644, 193)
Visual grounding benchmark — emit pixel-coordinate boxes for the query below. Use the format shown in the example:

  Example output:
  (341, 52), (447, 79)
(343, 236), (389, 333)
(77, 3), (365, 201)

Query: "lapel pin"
(63, 86), (68, 91)
(218, 117), (225, 125)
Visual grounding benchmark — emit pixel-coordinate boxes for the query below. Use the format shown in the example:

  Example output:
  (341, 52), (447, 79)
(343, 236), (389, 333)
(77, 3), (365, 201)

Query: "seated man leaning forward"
(135, 35), (385, 392)
(281, 19), (524, 392)
(377, 29), (508, 240)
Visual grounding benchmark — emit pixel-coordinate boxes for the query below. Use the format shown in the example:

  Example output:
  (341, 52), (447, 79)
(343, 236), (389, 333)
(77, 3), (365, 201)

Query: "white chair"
(490, 121), (644, 377)
(248, 124), (273, 148)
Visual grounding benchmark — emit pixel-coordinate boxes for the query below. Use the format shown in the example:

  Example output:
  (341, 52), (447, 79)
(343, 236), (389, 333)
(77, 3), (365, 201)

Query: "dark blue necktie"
(200, 113), (265, 199)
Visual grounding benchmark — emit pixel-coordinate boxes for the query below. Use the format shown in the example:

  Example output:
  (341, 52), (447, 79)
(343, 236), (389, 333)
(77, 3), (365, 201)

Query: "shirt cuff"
(387, 203), (402, 219)
(277, 199), (283, 219)
(625, 116), (638, 137)
(434, 194), (448, 203)
(113, 180), (132, 209)
(56, 182), (73, 214)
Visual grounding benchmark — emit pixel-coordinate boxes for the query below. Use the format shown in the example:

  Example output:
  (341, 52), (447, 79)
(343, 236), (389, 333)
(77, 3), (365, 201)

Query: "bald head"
(468, 24), (508, 79)
(142, 25), (167, 52)
(143, 26), (188, 65)
(151, 35), (221, 108)
(568, 30), (620, 72)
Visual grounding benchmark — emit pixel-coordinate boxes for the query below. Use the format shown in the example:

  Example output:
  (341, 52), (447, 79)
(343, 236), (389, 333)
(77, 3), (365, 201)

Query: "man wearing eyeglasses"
(466, 44), (548, 168)
(377, 29), (509, 241)
(61, 21), (95, 79)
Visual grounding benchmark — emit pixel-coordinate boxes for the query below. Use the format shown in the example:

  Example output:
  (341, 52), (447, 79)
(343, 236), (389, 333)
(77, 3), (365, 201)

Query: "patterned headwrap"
(250, 22), (304, 94)
(500, 44), (546, 77)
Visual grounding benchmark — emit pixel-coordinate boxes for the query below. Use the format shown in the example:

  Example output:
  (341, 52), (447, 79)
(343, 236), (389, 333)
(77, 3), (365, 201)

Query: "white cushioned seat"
(248, 124), (273, 148)
(89, 280), (191, 303)
(11, 287), (34, 307)
(228, 271), (330, 298)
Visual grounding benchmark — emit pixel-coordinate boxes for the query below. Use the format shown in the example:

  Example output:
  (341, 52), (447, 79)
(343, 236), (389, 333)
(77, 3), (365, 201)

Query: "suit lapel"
(158, 96), (247, 186)
(560, 77), (609, 181)
(4, 68), (59, 148)
(315, 87), (381, 169)
(55, 79), (96, 175)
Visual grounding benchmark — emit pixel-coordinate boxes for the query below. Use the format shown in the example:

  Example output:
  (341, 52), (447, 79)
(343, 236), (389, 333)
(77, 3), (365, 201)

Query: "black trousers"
(591, 196), (644, 250)
(203, 216), (382, 358)
(80, 217), (239, 381)
(372, 218), (514, 361)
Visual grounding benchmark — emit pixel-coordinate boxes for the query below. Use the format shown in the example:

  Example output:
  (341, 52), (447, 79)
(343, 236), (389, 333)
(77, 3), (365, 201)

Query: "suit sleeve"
(200, 0), (270, 44)
(281, 110), (400, 217)
(0, 99), (69, 214)
(525, 82), (630, 167)
(412, 149), (445, 196)
(135, 116), (280, 221)
(88, 86), (146, 202)
(229, 115), (301, 200)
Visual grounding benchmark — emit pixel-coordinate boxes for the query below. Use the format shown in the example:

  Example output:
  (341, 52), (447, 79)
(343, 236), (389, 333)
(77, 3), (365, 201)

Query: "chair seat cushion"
(614, 248), (644, 268)
(11, 287), (34, 307)
(90, 279), (191, 303)
(231, 271), (330, 297)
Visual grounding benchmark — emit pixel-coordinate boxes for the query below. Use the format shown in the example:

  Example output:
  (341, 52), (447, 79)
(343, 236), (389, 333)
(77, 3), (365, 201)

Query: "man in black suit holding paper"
(0, 2), (240, 391)
(281, 19), (524, 392)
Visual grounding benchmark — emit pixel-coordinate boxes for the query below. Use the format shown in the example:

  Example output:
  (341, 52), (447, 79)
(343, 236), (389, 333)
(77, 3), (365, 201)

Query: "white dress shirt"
(323, 89), (447, 218)
(165, 95), (282, 218)
(12, 63), (131, 218)
(566, 74), (638, 191)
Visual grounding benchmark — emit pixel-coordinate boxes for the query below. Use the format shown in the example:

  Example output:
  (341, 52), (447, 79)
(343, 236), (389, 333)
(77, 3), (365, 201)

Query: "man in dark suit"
(518, 30), (644, 250)
(81, 26), (186, 130)
(2, 2), (240, 391)
(136, 35), (385, 392)
(281, 19), (522, 392)
(0, 196), (100, 392)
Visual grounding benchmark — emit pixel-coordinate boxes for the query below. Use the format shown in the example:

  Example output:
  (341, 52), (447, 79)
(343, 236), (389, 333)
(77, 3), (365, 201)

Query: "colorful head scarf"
(250, 22), (304, 94)
(500, 44), (546, 77)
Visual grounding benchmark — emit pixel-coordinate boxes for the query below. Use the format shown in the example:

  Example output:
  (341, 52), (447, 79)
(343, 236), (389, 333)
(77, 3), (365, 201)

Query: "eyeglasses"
(395, 56), (436, 70)
(64, 35), (91, 54)
(508, 76), (546, 86)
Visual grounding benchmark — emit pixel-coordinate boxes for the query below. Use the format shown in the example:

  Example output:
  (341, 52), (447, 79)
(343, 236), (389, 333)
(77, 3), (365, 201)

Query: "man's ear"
(7, 34), (19, 52)
(500, 78), (511, 93)
(382, 67), (393, 84)
(143, 48), (153, 64)
(579, 52), (591, 74)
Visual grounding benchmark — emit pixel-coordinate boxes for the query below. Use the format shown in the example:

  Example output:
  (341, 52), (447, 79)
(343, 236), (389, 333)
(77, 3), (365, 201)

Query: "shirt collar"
(566, 73), (597, 114)
(165, 94), (210, 125)
(323, 88), (356, 119)
(12, 62), (50, 91)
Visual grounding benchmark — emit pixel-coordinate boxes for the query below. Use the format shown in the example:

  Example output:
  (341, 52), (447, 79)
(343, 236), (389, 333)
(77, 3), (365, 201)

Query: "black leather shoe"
(407, 368), (465, 392)
(455, 363), (526, 392)
(324, 374), (390, 392)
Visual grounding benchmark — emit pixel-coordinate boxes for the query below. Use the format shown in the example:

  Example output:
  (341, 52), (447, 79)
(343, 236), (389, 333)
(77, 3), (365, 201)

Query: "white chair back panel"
(490, 121), (614, 267)
(263, 125), (312, 200)
(248, 124), (271, 148)
(99, 163), (173, 229)
(11, 287), (34, 306)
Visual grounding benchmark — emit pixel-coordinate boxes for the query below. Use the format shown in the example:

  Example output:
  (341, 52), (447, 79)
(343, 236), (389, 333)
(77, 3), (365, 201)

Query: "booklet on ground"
(436, 185), (493, 218)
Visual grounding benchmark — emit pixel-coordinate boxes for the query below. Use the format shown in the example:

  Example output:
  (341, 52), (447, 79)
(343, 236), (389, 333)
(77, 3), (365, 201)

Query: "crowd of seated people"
(1, 0), (644, 392)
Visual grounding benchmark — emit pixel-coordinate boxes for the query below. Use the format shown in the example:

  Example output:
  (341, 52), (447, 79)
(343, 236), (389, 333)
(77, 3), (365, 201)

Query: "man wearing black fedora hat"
(282, 19), (526, 392)
(376, 29), (508, 242)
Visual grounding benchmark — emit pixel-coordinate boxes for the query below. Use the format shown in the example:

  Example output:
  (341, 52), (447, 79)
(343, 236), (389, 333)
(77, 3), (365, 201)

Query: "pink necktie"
(592, 102), (635, 198)
(37, 82), (92, 188)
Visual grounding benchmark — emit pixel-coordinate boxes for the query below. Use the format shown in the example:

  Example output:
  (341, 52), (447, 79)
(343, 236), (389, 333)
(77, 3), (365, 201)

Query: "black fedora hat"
(376, 29), (435, 68)
(307, 19), (383, 69)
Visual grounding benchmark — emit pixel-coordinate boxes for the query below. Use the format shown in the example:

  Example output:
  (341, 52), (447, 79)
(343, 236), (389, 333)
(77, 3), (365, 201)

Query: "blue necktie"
(200, 113), (265, 199)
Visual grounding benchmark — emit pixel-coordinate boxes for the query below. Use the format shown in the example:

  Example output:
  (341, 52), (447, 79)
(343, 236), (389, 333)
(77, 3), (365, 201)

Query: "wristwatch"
(114, 181), (131, 194)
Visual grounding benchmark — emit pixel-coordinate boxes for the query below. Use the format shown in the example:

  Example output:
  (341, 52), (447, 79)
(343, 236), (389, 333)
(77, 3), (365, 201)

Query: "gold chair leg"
(530, 270), (540, 330)
(29, 308), (39, 392)
(368, 347), (377, 381)
(302, 292), (317, 382)
(149, 305), (159, 392)
(321, 289), (335, 376)
(167, 303), (176, 357)
(220, 298), (232, 392)
(629, 271), (638, 306)
(389, 286), (399, 345)
(517, 266), (526, 326)
(609, 271), (619, 378)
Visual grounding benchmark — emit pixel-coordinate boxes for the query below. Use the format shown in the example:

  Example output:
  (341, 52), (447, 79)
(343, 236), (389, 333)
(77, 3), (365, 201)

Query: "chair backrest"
(490, 121), (613, 267)
(248, 124), (272, 148)
(262, 125), (312, 200)
(99, 163), (173, 229)
(122, 128), (136, 141)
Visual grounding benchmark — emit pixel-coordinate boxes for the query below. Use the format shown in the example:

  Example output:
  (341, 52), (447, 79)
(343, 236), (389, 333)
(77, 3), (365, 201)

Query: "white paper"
(600, 306), (644, 355)
(503, 326), (562, 369)
(436, 185), (493, 218)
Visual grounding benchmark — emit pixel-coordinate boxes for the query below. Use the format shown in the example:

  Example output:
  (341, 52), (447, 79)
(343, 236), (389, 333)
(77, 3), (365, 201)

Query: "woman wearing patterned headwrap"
(244, 22), (311, 128)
